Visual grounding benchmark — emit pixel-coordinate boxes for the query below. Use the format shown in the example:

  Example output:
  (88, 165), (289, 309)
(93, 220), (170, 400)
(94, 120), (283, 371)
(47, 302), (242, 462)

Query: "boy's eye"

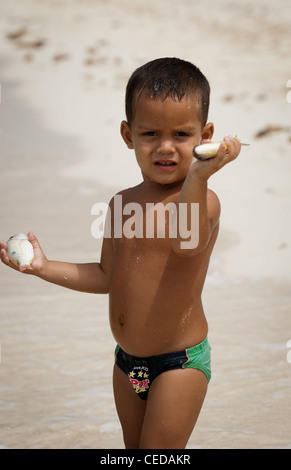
(143, 131), (157, 136)
(176, 132), (189, 137)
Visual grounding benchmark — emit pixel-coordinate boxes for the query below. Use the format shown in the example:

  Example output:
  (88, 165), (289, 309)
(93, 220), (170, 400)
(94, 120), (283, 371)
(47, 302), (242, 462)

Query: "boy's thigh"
(139, 368), (208, 449)
(113, 365), (147, 449)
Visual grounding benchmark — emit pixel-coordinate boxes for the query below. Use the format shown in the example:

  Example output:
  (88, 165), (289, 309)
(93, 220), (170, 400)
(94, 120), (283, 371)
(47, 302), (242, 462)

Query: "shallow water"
(0, 278), (290, 448)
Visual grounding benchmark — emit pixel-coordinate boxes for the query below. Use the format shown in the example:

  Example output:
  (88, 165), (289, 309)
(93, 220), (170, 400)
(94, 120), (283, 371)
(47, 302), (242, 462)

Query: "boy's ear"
(120, 120), (134, 149)
(201, 122), (214, 142)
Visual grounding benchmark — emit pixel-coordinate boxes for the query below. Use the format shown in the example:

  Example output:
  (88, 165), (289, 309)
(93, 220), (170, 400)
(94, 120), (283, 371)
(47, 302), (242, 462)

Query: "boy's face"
(121, 95), (214, 187)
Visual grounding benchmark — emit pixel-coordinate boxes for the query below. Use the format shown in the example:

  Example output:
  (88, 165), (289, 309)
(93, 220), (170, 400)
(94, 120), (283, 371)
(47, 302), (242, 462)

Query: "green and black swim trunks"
(115, 336), (211, 400)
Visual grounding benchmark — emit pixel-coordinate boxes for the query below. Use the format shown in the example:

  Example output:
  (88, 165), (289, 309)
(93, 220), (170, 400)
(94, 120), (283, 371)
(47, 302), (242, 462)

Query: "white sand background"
(0, 0), (291, 448)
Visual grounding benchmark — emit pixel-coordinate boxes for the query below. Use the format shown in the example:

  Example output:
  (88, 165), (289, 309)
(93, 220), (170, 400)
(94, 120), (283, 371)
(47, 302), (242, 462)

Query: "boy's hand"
(0, 232), (47, 275)
(190, 135), (241, 179)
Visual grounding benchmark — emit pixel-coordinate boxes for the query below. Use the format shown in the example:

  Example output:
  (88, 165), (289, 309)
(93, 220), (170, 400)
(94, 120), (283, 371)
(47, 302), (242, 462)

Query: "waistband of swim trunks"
(115, 336), (209, 362)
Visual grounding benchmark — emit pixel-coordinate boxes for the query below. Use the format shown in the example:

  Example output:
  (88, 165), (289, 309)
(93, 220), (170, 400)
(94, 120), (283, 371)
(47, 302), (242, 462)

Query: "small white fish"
(193, 138), (249, 160)
(6, 233), (34, 271)
(194, 142), (224, 160)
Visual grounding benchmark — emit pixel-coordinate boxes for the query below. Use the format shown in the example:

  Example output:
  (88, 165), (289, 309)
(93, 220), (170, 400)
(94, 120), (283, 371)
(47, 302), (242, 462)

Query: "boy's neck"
(141, 176), (185, 195)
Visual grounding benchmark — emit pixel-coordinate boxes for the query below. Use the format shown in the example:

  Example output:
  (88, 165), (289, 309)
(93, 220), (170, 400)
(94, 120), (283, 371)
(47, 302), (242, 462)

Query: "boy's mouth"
(154, 160), (177, 167)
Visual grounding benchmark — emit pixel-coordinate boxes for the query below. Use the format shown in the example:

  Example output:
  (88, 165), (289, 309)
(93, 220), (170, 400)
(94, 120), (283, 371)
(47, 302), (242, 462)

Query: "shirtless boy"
(0, 58), (241, 449)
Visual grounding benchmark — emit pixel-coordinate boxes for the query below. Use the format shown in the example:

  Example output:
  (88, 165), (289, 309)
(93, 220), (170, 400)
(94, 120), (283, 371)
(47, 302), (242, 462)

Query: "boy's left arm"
(172, 136), (241, 256)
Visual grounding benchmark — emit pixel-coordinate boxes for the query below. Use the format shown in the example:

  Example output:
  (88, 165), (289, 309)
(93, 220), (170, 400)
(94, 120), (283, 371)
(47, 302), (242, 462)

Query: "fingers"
(223, 135), (241, 161)
(212, 136), (240, 169)
(0, 241), (9, 264)
(27, 231), (39, 249)
(0, 241), (18, 271)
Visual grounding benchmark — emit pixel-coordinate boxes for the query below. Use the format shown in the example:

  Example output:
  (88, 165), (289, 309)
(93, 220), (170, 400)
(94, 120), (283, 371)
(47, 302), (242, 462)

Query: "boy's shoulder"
(207, 188), (221, 227)
(109, 183), (144, 208)
(207, 188), (220, 205)
(207, 187), (219, 199)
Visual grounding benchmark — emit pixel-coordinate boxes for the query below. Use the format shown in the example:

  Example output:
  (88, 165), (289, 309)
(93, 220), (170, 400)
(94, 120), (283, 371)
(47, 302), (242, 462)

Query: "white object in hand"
(6, 233), (34, 271)
(193, 142), (224, 160)
(193, 138), (249, 160)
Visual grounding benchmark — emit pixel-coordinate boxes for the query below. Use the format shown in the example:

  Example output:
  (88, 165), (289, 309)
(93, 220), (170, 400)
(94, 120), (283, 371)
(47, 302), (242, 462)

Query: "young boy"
(0, 58), (241, 449)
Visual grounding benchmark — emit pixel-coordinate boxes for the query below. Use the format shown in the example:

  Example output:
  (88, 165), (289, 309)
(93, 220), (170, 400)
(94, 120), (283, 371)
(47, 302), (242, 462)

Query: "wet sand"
(0, 0), (291, 449)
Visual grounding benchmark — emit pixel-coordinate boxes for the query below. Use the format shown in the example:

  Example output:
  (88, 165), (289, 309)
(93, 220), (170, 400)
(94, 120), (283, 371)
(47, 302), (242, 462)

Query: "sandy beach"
(0, 0), (291, 449)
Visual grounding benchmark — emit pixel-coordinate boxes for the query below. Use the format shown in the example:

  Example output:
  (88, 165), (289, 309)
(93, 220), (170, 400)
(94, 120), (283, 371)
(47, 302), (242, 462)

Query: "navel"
(119, 315), (125, 326)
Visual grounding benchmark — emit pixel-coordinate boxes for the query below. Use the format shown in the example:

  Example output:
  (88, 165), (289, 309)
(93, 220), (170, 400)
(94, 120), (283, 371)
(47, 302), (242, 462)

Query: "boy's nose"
(156, 138), (175, 154)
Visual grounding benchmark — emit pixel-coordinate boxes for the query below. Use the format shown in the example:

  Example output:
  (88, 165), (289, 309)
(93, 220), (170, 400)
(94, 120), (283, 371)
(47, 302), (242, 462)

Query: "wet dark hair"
(125, 57), (210, 127)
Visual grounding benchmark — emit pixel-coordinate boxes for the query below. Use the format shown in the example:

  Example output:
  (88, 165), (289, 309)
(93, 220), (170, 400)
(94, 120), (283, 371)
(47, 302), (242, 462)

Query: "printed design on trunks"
(128, 365), (150, 394)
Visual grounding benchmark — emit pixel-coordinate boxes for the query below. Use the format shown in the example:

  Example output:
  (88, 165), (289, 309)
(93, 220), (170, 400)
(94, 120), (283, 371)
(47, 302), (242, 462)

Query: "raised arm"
(0, 232), (112, 294)
(172, 135), (241, 256)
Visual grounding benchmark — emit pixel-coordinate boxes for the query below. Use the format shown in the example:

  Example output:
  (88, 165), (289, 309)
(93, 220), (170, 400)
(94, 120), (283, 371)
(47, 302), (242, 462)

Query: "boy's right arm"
(0, 232), (111, 294)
